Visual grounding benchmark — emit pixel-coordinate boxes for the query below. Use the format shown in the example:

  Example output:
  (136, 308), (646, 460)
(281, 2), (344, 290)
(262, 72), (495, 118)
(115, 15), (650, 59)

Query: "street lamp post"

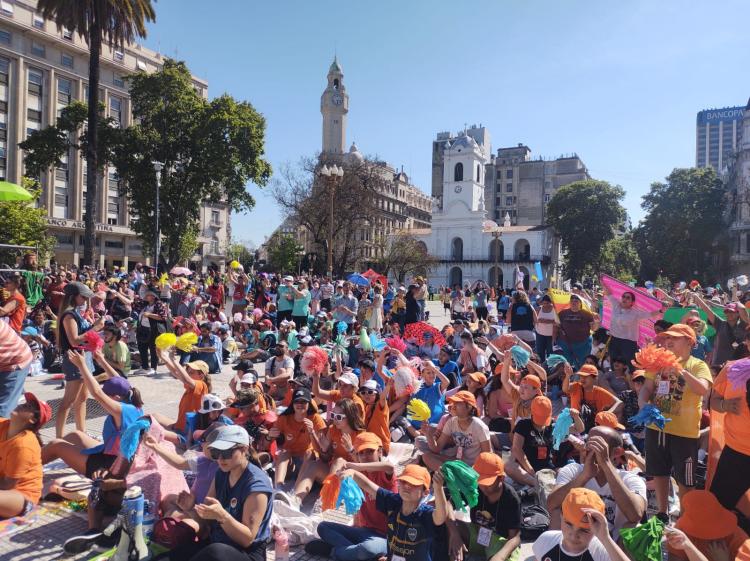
(318, 164), (344, 278)
(153, 161), (164, 274)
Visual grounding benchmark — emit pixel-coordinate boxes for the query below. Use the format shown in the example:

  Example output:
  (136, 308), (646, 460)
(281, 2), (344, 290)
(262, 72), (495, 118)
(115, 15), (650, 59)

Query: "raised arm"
(500, 353), (519, 394)
(67, 350), (122, 421)
(690, 292), (716, 323)
(159, 349), (196, 388)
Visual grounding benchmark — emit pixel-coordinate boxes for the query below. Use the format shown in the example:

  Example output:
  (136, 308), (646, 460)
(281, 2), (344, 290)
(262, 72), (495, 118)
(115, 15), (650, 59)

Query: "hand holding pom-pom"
(301, 346), (329, 376)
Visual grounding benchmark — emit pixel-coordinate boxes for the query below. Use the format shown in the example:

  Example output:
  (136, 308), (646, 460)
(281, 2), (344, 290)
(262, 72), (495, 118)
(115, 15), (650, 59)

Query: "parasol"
(346, 273), (370, 287)
(169, 266), (192, 276)
(0, 180), (33, 202)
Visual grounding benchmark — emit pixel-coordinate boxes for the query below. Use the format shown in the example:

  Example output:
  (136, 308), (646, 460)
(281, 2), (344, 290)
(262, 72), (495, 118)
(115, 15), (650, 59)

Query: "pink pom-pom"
(252, 308), (264, 318)
(385, 336), (407, 353)
(301, 346), (329, 376)
(393, 366), (422, 397)
(728, 358), (750, 390)
(80, 330), (104, 352)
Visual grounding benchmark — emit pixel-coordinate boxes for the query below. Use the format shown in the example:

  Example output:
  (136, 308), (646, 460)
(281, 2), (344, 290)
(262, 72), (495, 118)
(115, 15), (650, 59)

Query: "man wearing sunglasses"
(265, 342), (295, 404)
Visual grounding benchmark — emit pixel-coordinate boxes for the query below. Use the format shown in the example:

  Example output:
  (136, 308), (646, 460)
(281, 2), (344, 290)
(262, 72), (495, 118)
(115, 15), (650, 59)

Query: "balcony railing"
(440, 254), (551, 265)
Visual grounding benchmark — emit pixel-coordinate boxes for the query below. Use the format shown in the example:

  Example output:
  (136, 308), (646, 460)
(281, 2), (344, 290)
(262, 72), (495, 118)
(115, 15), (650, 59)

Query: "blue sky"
(143, 0), (750, 247)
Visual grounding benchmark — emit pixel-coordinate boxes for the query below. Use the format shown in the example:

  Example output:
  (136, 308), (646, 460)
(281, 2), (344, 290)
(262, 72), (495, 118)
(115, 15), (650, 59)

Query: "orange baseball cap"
(448, 390), (477, 409)
(472, 452), (505, 486)
(631, 369), (646, 381)
(562, 488), (605, 528)
(660, 323), (697, 345)
(595, 411), (625, 430)
(531, 395), (552, 427)
(520, 374), (541, 389)
(468, 372), (487, 386)
(397, 464), (431, 491)
(354, 432), (383, 452)
(675, 490), (737, 540)
(577, 364), (599, 377)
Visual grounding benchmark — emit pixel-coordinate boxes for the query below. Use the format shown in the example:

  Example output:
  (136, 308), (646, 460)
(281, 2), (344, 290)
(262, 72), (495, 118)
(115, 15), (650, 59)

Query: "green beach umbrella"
(0, 181), (33, 202)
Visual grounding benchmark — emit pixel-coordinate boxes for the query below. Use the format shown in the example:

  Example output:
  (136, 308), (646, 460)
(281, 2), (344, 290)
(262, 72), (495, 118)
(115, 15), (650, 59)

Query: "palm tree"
(37, 0), (155, 267)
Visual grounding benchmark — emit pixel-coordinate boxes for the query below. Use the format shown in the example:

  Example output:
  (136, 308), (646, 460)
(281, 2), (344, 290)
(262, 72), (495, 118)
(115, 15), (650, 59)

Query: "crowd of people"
(0, 260), (750, 561)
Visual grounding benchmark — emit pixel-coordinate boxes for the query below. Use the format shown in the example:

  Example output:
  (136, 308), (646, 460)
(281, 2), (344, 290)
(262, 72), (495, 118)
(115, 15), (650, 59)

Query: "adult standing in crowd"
(557, 294), (597, 369)
(693, 295), (748, 372)
(136, 289), (168, 375)
(604, 286), (663, 365)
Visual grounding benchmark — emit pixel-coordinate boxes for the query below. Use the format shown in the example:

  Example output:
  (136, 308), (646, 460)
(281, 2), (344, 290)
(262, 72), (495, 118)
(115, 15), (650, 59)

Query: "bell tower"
(320, 56), (348, 154)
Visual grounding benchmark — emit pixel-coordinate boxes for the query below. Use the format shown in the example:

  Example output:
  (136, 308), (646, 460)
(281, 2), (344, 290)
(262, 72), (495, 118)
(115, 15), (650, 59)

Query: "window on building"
(61, 53), (73, 68)
(0, 1), (13, 16)
(0, 29), (10, 44)
(105, 240), (123, 249)
(211, 210), (220, 225)
(454, 162), (463, 182)
(506, 169), (513, 179)
(109, 96), (122, 126)
(113, 74), (124, 88)
(544, 193), (551, 203)
(31, 41), (45, 57)
(62, 27), (73, 40)
(476, 164), (481, 182)
(136, 59), (146, 71)
(506, 196), (513, 206)
(32, 12), (43, 28)
(113, 49), (124, 62)
(506, 183), (513, 192)
(57, 77), (71, 104)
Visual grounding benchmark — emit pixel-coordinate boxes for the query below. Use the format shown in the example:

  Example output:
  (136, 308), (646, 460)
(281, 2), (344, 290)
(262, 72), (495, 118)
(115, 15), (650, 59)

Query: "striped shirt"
(0, 320), (33, 372)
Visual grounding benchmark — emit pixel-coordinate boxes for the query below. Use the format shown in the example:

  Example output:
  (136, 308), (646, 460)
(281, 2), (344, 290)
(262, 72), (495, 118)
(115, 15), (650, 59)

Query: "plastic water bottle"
(274, 527), (289, 561)
(142, 499), (155, 539)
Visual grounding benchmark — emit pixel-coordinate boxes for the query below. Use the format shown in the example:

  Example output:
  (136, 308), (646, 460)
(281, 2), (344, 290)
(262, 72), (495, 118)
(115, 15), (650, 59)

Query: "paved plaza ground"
(2, 300), (536, 561)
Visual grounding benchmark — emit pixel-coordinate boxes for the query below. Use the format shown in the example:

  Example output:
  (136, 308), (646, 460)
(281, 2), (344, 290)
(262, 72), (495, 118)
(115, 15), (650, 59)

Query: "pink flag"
(600, 274), (663, 347)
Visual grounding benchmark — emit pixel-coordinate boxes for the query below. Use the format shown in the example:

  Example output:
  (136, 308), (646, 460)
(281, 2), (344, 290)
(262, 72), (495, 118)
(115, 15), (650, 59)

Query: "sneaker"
(63, 529), (104, 555)
(146, 368), (156, 376)
(304, 539), (332, 557)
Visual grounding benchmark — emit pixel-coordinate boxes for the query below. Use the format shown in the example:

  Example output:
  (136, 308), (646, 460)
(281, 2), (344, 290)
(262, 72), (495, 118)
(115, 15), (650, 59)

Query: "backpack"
(520, 504), (550, 541)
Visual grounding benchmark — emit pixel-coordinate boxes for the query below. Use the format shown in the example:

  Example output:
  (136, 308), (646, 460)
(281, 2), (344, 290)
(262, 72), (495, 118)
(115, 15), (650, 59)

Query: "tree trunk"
(83, 13), (101, 268)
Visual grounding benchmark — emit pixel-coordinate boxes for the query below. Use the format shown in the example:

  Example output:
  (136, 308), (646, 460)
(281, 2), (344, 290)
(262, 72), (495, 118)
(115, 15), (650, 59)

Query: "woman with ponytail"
(42, 349), (144, 482)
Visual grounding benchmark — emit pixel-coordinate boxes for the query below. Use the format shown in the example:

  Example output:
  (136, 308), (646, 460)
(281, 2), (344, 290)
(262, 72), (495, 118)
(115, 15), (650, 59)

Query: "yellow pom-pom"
(158, 272), (169, 287)
(229, 260), (240, 269)
(175, 332), (198, 352)
(407, 399), (431, 422)
(155, 333), (177, 351)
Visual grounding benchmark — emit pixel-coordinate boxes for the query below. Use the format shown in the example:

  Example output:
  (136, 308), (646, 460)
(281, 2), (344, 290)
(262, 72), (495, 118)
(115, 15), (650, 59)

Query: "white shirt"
(607, 296), (652, 342)
(535, 307), (557, 337)
(532, 530), (609, 561)
(554, 462), (647, 540)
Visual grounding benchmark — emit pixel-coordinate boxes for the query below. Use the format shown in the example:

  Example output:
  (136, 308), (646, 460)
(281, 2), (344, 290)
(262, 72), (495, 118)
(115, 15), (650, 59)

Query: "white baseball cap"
(338, 372), (359, 388)
(206, 425), (250, 450)
(198, 393), (225, 414)
(360, 379), (379, 391)
(240, 372), (257, 385)
(283, 275), (294, 282)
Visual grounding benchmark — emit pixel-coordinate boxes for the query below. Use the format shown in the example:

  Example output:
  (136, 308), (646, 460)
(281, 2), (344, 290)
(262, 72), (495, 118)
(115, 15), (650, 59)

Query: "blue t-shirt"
(190, 454), (218, 503)
(292, 291), (312, 317)
(439, 360), (462, 390)
(376, 488), (438, 561)
(82, 403), (143, 456)
(498, 296), (511, 311)
(410, 384), (444, 427)
(277, 285), (293, 312)
(195, 333), (222, 368)
(211, 462), (274, 548)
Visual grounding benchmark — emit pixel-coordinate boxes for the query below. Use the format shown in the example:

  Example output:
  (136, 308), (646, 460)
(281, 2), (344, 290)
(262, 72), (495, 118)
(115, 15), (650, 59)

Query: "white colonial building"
(413, 132), (559, 289)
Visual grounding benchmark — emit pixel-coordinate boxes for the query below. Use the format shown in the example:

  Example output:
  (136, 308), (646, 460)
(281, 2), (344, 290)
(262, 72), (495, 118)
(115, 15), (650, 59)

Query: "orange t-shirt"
(0, 419), (42, 503)
(328, 390), (366, 422)
(364, 402), (390, 455)
(7, 292), (26, 333)
(568, 382), (616, 413)
(326, 425), (362, 461)
(713, 370), (750, 456)
(274, 413), (327, 456)
(176, 380), (208, 432)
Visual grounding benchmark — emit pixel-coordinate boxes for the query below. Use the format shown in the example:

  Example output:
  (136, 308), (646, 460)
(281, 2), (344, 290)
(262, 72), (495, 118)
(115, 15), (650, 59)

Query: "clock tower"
(320, 56), (348, 154)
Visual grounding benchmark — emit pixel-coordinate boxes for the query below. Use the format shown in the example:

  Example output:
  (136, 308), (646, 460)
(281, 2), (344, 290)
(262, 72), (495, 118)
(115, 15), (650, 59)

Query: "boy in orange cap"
(341, 463), (448, 561)
(671, 490), (750, 561)
(498, 352), (543, 430)
(310, 432), (396, 560)
(419, 390), (491, 471)
(446, 452), (521, 561)
(533, 487), (631, 561)
(563, 363), (622, 429)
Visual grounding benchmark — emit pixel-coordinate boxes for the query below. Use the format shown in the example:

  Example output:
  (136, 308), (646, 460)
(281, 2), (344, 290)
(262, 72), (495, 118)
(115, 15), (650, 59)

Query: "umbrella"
(403, 321), (446, 347)
(170, 266), (192, 276)
(347, 273), (370, 287)
(0, 180), (33, 202)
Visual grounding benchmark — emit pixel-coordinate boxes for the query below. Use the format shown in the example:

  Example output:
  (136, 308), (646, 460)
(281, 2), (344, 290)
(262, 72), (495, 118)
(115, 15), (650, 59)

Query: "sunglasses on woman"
(359, 389), (378, 395)
(209, 447), (239, 460)
(331, 412), (346, 421)
(202, 399), (224, 412)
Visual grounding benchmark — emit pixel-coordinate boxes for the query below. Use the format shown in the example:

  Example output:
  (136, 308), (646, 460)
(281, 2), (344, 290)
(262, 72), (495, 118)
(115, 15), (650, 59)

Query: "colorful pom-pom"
(229, 260), (240, 269)
(546, 354), (568, 369)
(359, 327), (372, 351)
(727, 358), (750, 390)
(385, 336), (407, 353)
(407, 399), (431, 422)
(441, 461), (479, 511)
(320, 474), (340, 511)
(510, 345), (530, 369)
(337, 476), (365, 515)
(552, 408), (574, 450)
(629, 404), (671, 431)
(631, 344), (681, 373)
(155, 333), (177, 351)
(301, 346), (329, 376)
(175, 332), (198, 352)
(80, 330), (104, 352)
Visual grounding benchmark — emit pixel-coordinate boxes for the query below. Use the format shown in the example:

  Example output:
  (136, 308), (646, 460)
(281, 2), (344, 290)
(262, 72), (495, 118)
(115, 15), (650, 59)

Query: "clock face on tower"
(454, 185), (463, 193)
(332, 93), (343, 106)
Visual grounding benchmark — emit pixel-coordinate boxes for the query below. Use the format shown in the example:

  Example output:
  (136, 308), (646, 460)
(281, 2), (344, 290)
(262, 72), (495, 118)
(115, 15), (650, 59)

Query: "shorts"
(710, 445), (750, 510)
(468, 524), (520, 561)
(20, 499), (34, 517)
(644, 428), (698, 487)
(85, 452), (117, 479)
(61, 351), (95, 382)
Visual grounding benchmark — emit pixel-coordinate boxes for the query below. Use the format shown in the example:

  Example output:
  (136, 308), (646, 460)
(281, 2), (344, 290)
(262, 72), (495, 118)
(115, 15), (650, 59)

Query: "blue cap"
(21, 326), (39, 337)
(102, 376), (132, 397)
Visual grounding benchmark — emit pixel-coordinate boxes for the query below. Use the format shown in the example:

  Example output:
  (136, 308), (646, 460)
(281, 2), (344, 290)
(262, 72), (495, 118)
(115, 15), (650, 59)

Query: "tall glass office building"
(696, 106), (745, 171)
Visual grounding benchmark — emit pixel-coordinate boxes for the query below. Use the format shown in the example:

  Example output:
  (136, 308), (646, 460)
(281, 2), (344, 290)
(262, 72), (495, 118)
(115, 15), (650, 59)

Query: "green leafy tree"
(36, 0), (155, 267)
(546, 180), (627, 282)
(110, 60), (271, 269)
(634, 168), (726, 283)
(227, 240), (256, 270)
(0, 178), (55, 264)
(373, 232), (438, 283)
(596, 233), (641, 283)
(266, 234), (303, 273)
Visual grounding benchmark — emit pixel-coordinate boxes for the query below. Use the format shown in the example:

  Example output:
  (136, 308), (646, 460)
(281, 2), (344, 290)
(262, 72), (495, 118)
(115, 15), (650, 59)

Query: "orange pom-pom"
(631, 344), (681, 372)
(320, 474), (340, 511)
